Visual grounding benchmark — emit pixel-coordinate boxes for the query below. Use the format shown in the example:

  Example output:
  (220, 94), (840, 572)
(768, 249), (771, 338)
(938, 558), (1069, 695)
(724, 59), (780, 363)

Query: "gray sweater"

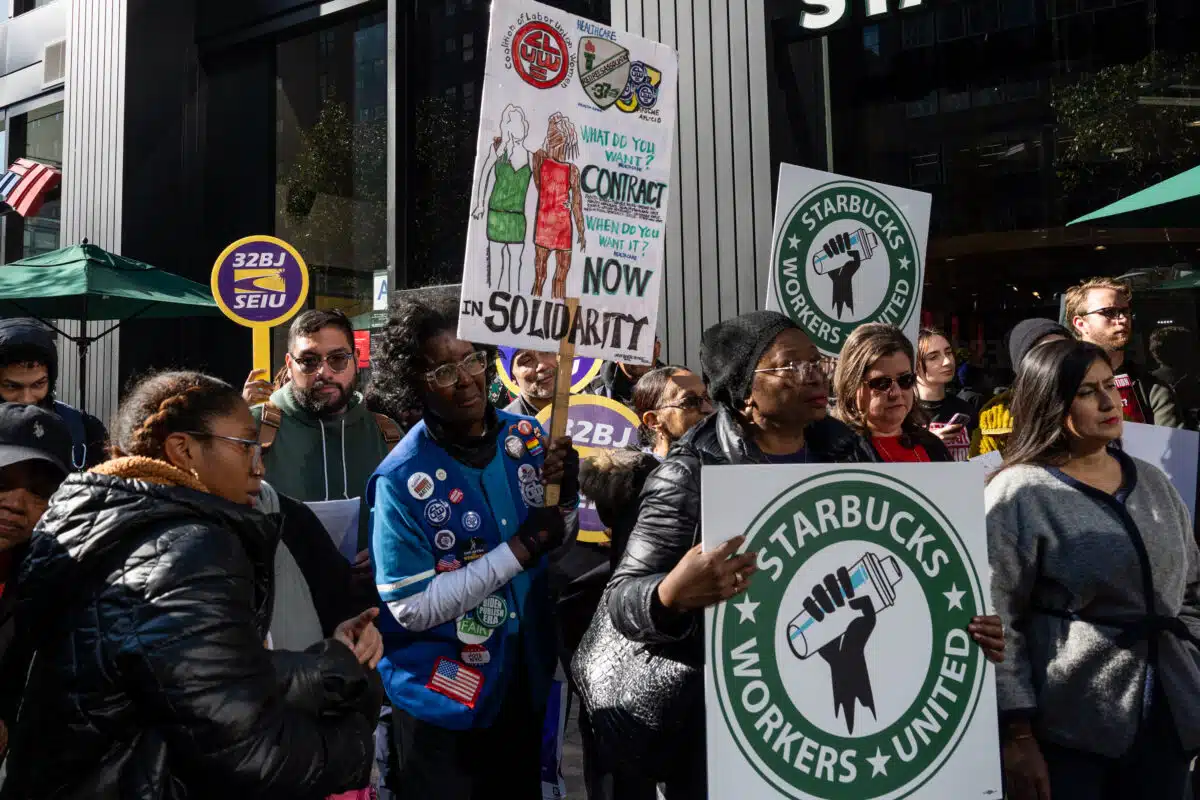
(986, 455), (1200, 757)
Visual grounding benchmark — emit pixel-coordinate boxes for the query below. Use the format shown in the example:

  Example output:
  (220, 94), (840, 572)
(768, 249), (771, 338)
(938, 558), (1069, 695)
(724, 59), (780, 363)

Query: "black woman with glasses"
(832, 322), (954, 463)
(631, 365), (713, 459)
(250, 308), (402, 565)
(0, 371), (382, 798)
(367, 293), (579, 799)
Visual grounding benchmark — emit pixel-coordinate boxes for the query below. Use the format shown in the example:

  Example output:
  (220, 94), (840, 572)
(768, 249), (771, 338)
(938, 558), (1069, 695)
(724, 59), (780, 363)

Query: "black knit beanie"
(701, 311), (797, 408)
(1007, 318), (1069, 368)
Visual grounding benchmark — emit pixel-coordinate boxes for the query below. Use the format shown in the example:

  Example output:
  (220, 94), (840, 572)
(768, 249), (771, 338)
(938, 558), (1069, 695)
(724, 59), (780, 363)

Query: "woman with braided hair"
(0, 371), (382, 799)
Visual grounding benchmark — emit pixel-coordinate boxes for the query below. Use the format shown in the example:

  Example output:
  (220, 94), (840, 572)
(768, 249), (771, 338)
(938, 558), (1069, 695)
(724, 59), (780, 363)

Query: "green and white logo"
(710, 471), (985, 800)
(772, 180), (922, 356)
(474, 594), (510, 629)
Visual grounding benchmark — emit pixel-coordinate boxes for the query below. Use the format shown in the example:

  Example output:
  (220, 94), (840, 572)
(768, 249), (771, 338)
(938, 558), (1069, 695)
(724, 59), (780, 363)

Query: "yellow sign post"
(210, 235), (310, 376)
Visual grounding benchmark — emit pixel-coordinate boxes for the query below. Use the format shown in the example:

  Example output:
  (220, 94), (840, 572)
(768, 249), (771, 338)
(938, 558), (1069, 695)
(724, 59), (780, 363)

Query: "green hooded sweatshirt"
(251, 385), (394, 551)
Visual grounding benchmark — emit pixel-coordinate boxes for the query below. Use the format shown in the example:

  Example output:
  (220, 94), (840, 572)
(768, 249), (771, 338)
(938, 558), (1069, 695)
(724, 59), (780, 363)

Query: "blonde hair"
(1063, 277), (1132, 333)
(833, 323), (929, 438)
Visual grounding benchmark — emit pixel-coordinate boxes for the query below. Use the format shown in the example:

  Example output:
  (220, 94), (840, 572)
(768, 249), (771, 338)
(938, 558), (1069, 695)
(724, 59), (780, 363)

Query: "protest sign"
(1114, 422), (1198, 518)
(211, 235), (310, 375)
(457, 0), (678, 365)
(537, 394), (641, 544)
(496, 346), (603, 396)
(765, 165), (931, 357)
(703, 463), (1000, 800)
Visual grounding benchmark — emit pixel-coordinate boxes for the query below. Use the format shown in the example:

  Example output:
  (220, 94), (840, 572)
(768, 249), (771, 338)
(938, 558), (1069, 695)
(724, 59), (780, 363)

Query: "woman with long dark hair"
(987, 340), (1200, 800)
(0, 371), (381, 798)
(833, 323), (953, 462)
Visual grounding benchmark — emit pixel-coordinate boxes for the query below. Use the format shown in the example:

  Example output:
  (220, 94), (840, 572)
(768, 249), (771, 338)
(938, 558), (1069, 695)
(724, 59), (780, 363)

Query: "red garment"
(872, 436), (930, 463)
(1113, 372), (1146, 424)
(534, 158), (572, 251)
(0, 549), (12, 599)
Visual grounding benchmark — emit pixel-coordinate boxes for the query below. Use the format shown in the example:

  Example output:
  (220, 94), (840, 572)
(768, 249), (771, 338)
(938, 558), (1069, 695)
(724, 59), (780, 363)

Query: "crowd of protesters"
(0, 272), (1197, 799)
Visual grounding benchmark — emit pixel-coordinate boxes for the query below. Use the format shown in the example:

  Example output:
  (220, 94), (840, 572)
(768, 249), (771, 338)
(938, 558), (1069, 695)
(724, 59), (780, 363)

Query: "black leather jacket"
(607, 408), (879, 652)
(0, 473), (380, 800)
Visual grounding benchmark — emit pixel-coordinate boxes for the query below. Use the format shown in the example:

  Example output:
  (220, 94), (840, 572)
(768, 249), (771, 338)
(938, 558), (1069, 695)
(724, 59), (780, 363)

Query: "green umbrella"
(1068, 164), (1200, 228)
(0, 243), (220, 413)
(1145, 273), (1200, 291)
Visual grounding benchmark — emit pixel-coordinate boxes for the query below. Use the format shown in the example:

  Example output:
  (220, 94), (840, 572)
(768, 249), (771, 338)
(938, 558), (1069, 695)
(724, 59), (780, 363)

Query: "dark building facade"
(3, 0), (1198, 419)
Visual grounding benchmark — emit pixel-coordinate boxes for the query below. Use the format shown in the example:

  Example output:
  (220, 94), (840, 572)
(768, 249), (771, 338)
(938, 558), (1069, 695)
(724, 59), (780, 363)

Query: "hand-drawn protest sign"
(702, 463), (1001, 800)
(459, 0), (678, 365)
(765, 165), (931, 357)
(537, 394), (641, 544)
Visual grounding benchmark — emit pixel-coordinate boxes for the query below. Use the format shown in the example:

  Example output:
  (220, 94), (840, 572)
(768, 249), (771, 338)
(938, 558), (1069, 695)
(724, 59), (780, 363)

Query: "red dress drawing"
(534, 158), (572, 251)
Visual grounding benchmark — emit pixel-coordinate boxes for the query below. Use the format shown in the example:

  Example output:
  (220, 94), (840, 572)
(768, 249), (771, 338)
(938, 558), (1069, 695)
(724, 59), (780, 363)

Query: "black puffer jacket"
(0, 473), (380, 799)
(607, 407), (869, 650)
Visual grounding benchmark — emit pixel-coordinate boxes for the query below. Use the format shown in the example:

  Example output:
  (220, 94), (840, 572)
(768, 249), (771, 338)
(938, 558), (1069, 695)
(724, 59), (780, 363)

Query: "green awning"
(1145, 272), (1200, 291)
(1068, 164), (1200, 228)
(0, 243), (219, 320)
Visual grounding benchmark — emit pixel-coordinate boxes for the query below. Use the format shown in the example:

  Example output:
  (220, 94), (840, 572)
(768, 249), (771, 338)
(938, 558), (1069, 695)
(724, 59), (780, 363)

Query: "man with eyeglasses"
(250, 309), (403, 559)
(0, 403), (72, 756)
(1065, 277), (1182, 428)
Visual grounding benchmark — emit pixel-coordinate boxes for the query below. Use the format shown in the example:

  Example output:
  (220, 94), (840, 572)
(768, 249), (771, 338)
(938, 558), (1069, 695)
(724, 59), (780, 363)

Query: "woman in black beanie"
(603, 311), (864, 796)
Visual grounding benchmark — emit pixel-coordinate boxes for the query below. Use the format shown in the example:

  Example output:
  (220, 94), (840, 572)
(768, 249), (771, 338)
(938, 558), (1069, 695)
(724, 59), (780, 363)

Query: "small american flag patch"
(427, 657), (483, 708)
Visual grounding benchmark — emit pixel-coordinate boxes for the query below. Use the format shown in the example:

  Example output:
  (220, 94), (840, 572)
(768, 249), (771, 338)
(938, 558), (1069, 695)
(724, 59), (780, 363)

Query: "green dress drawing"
(487, 152), (532, 244)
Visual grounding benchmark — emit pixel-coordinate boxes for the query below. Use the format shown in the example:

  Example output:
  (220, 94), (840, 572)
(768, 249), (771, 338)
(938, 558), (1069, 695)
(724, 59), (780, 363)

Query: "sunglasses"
(290, 351), (354, 375)
(425, 351), (489, 388)
(864, 372), (917, 393)
(1081, 306), (1132, 322)
(658, 394), (711, 412)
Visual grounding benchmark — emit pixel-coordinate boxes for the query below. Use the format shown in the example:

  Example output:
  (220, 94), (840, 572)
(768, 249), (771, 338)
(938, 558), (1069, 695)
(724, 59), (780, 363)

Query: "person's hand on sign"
(657, 536), (757, 612)
(969, 614), (1005, 663)
(242, 369), (274, 407)
(509, 508), (567, 567)
(542, 435), (580, 507)
(1002, 719), (1051, 800)
(333, 607), (384, 669)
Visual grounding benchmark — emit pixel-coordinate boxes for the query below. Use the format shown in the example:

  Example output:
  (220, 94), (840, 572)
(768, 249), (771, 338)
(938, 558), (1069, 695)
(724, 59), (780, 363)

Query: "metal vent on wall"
(43, 39), (66, 86)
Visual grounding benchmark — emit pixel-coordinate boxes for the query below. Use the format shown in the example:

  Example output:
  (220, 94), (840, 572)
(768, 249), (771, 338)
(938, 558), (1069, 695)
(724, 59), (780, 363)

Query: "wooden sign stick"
(543, 297), (579, 508)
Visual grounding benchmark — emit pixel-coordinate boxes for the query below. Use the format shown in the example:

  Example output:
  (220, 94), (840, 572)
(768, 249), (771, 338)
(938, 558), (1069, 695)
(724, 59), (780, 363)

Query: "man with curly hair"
(367, 291), (580, 798)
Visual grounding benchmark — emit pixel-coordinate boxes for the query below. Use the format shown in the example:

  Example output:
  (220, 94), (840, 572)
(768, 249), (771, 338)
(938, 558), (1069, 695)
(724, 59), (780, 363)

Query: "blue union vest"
(367, 410), (557, 730)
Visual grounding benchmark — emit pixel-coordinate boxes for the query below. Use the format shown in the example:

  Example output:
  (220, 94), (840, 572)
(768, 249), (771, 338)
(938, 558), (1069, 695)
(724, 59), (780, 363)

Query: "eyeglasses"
(754, 360), (825, 382)
(289, 351), (354, 375)
(424, 351), (489, 388)
(1081, 306), (1132, 322)
(658, 394), (712, 412)
(864, 373), (917, 393)
(185, 431), (264, 470)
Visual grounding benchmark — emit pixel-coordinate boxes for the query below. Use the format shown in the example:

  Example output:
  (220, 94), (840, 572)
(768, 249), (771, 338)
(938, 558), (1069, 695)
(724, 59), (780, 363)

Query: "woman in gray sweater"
(986, 339), (1200, 800)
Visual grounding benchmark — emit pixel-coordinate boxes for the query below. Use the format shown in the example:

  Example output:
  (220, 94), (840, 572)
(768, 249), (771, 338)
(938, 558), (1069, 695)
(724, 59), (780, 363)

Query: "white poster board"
(765, 164), (932, 357)
(1117, 422), (1197, 518)
(702, 463), (1001, 800)
(457, 0), (678, 364)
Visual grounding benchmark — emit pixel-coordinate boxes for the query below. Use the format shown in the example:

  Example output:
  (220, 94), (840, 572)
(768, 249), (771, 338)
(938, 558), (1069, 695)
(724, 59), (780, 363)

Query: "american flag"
(436, 554), (462, 572)
(0, 158), (61, 218)
(427, 657), (483, 707)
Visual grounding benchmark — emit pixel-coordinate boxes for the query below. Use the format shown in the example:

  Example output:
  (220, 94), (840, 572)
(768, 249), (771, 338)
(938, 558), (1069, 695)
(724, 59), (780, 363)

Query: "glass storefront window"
(767, 0), (1200, 373)
(274, 12), (388, 363)
(3, 101), (63, 262)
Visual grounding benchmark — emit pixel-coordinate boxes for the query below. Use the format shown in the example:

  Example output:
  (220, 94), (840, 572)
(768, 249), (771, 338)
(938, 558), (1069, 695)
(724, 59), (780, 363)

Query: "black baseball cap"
(0, 403), (72, 476)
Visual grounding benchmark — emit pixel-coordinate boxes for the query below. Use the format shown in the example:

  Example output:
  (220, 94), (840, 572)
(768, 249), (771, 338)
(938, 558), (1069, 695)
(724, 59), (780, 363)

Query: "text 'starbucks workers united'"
(765, 164), (932, 357)
(703, 465), (1000, 800)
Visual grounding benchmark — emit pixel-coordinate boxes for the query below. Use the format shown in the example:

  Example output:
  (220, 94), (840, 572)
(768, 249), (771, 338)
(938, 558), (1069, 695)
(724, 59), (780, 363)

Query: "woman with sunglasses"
(0, 371), (382, 798)
(369, 295), (579, 799)
(632, 366), (714, 458)
(833, 323), (954, 463)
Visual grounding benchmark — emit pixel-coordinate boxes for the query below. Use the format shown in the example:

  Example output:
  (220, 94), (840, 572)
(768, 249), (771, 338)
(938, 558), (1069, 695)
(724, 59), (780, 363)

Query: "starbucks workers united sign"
(765, 165), (931, 357)
(702, 464), (1001, 799)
